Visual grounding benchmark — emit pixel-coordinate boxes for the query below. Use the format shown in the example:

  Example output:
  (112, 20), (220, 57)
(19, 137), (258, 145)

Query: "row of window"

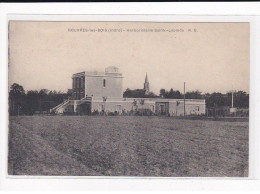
(73, 91), (85, 100)
(73, 77), (85, 89)
(73, 78), (106, 88)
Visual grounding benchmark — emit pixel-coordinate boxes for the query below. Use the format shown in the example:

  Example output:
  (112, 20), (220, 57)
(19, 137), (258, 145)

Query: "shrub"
(91, 110), (99, 116)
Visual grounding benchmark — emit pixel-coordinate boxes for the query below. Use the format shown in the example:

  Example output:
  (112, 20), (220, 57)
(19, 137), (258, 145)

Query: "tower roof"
(145, 73), (149, 83)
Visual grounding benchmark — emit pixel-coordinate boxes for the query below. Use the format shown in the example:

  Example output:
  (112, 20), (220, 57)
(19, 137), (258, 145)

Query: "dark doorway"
(79, 102), (91, 115)
(156, 102), (169, 116)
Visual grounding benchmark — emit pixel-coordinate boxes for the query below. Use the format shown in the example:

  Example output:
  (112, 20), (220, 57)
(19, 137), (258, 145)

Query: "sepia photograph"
(8, 21), (249, 177)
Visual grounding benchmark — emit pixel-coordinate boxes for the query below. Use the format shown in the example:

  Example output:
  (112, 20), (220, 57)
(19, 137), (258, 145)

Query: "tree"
(185, 90), (202, 99)
(9, 83), (26, 115)
(67, 89), (73, 99)
(123, 88), (145, 98)
(160, 89), (166, 98)
(168, 89), (182, 99)
(25, 90), (39, 115)
(160, 88), (183, 99)
(38, 89), (50, 113)
(204, 91), (249, 109)
(233, 91), (249, 108)
(124, 88), (157, 98)
(145, 92), (157, 98)
(9, 83), (25, 98)
(168, 88), (174, 98)
(206, 92), (225, 107)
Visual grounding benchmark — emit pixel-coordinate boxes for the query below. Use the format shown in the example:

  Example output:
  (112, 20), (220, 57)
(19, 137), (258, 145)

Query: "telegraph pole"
(230, 85), (237, 115)
(184, 82), (186, 117)
(231, 85), (234, 108)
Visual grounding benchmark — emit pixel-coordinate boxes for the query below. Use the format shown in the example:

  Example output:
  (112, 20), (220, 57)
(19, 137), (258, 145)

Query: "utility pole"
(232, 85), (234, 108)
(184, 82), (186, 117)
(230, 85), (237, 115)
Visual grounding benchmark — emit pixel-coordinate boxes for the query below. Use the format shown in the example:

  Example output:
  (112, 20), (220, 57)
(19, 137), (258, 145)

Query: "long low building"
(50, 66), (206, 116)
(91, 97), (205, 116)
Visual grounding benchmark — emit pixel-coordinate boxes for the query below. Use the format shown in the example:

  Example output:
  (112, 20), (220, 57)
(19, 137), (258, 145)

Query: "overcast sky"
(9, 21), (249, 94)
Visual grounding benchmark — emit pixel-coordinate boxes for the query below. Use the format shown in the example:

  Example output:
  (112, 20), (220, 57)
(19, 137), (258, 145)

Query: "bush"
(91, 110), (99, 116)
(63, 111), (75, 116)
(107, 111), (119, 116)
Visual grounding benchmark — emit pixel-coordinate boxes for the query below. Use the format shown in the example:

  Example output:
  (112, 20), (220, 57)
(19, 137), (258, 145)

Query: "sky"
(9, 21), (249, 94)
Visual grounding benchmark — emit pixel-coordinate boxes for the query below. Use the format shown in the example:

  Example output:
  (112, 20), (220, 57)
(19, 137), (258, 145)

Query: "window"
(73, 78), (76, 89)
(103, 79), (106, 87)
(82, 77), (85, 87)
(76, 78), (79, 88)
(160, 104), (165, 113)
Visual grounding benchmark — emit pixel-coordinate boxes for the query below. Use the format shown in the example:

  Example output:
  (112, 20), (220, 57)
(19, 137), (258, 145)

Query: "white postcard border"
(0, 3), (259, 191)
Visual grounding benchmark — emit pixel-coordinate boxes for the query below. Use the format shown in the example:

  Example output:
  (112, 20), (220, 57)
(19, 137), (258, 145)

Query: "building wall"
(168, 100), (206, 116)
(85, 75), (123, 98)
(56, 97), (206, 116)
(91, 98), (155, 113)
(91, 98), (206, 116)
(92, 100), (132, 113)
(72, 67), (123, 99)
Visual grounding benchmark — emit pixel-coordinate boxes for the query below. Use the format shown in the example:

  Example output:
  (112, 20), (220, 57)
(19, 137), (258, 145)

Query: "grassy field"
(8, 116), (249, 177)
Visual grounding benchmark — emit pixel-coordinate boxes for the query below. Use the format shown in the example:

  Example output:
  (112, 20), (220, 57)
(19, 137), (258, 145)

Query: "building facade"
(72, 66), (123, 100)
(51, 66), (206, 116)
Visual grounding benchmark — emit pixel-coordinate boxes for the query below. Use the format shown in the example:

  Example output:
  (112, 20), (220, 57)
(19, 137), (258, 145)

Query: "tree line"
(9, 83), (249, 116)
(9, 83), (72, 115)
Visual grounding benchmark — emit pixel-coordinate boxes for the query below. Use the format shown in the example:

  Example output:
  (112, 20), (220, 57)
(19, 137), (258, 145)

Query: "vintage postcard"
(8, 21), (249, 177)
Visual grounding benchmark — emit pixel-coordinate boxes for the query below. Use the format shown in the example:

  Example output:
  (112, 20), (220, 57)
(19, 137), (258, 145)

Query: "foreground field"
(8, 116), (249, 177)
